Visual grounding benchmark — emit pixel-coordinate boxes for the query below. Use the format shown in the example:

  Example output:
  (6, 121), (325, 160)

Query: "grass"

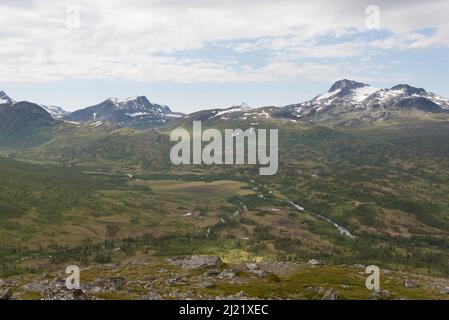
(134, 179), (254, 205)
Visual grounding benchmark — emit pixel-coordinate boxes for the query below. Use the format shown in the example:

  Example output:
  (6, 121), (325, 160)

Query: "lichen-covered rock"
(94, 277), (127, 291)
(166, 275), (188, 285)
(0, 288), (13, 300)
(196, 281), (216, 289)
(41, 278), (88, 300)
(22, 282), (48, 293)
(321, 288), (339, 300)
(204, 269), (221, 276)
(371, 289), (392, 299)
(218, 269), (239, 280)
(140, 292), (163, 300)
(248, 269), (269, 277)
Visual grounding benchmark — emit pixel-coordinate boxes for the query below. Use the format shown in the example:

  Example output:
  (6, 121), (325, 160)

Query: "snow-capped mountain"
(283, 80), (449, 123)
(0, 91), (68, 120)
(40, 105), (69, 119)
(316, 79), (379, 104)
(284, 80), (379, 117)
(0, 91), (15, 105)
(64, 96), (184, 127)
(210, 103), (253, 120)
(362, 84), (449, 112)
(106, 96), (170, 116)
(188, 102), (277, 123)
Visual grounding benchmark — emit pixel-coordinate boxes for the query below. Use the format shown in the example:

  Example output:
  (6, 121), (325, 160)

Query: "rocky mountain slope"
(180, 80), (449, 126)
(184, 103), (278, 125)
(2, 255), (449, 300)
(0, 91), (68, 120)
(63, 96), (184, 128)
(282, 80), (449, 124)
(2, 80), (449, 134)
(40, 105), (69, 119)
(0, 101), (55, 135)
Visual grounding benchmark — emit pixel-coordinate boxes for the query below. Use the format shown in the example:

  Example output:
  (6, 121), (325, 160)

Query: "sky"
(0, 0), (448, 113)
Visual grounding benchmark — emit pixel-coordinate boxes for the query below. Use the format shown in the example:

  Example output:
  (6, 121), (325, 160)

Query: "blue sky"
(0, 0), (448, 113)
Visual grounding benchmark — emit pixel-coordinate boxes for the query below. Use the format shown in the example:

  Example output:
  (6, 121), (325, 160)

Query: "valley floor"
(2, 121), (449, 300)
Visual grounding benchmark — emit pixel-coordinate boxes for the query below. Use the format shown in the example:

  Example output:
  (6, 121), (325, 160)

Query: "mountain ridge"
(2, 80), (449, 132)
(63, 95), (184, 128)
(276, 80), (449, 125)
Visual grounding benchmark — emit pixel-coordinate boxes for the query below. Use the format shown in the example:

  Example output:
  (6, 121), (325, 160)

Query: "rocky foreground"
(1, 256), (449, 300)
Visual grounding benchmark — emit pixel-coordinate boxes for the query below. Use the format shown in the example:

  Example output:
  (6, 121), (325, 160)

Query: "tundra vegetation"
(1, 103), (449, 299)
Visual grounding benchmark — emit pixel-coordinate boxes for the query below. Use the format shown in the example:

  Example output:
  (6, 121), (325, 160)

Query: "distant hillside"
(0, 101), (55, 136)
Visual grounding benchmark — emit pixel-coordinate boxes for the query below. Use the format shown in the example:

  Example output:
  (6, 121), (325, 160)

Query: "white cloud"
(0, 0), (447, 83)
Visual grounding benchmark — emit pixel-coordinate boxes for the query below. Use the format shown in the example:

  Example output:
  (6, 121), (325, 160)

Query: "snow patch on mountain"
(315, 88), (341, 101)
(0, 91), (15, 105)
(352, 85), (379, 102)
(106, 96), (171, 115)
(366, 84), (449, 110)
(63, 95), (183, 127)
(283, 80), (449, 120)
(211, 103), (253, 120)
(40, 105), (68, 119)
(428, 93), (449, 109)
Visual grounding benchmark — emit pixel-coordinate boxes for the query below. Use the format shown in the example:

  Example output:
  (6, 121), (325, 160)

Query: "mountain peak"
(105, 96), (171, 113)
(312, 80), (378, 103)
(390, 84), (426, 95)
(64, 95), (174, 126)
(0, 91), (15, 105)
(329, 79), (368, 92)
(284, 80), (449, 122)
(107, 96), (149, 104)
(232, 102), (252, 111)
